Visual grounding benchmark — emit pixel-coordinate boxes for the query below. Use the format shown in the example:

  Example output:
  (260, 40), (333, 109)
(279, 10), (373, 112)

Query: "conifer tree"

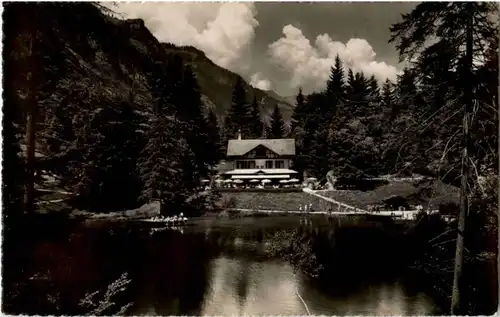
(381, 79), (395, 119)
(138, 61), (182, 215)
(290, 88), (307, 135)
(326, 55), (345, 99)
(368, 75), (380, 102)
(69, 99), (144, 212)
(175, 64), (214, 178)
(267, 105), (285, 139)
(249, 95), (263, 138)
(346, 69), (356, 98)
(2, 90), (25, 230)
(225, 77), (251, 139)
(390, 3), (499, 313)
(206, 109), (222, 164)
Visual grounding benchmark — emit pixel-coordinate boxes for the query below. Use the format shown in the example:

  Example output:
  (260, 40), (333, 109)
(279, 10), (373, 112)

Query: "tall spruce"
(290, 88), (306, 135)
(368, 75), (380, 102)
(326, 55), (345, 98)
(69, 99), (144, 212)
(138, 61), (181, 215)
(175, 63), (214, 178)
(2, 89), (25, 231)
(267, 105), (286, 139)
(249, 95), (263, 138)
(206, 109), (222, 165)
(226, 77), (251, 139)
(390, 2), (499, 314)
(381, 79), (395, 119)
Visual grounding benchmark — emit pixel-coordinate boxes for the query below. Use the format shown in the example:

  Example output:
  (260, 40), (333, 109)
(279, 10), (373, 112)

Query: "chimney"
(237, 129), (242, 140)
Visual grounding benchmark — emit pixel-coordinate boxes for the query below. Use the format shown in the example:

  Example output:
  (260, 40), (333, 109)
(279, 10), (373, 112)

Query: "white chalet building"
(222, 134), (299, 183)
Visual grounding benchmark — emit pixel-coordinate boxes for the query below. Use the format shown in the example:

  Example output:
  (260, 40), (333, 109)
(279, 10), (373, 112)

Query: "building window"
(267, 151), (277, 158)
(265, 160), (273, 169)
(256, 147), (267, 157)
(275, 160), (285, 169)
(236, 161), (256, 169)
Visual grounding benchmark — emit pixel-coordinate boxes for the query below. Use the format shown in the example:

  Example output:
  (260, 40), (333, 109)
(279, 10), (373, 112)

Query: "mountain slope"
(162, 44), (293, 121)
(4, 2), (293, 135)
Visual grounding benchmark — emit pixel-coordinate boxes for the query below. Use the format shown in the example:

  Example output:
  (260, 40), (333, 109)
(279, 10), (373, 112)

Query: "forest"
(1, 2), (499, 315)
(3, 2), (498, 217)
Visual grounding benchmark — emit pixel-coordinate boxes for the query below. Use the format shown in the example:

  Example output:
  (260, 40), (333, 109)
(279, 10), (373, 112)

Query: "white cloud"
(249, 73), (272, 91)
(108, 2), (259, 71)
(268, 24), (400, 92)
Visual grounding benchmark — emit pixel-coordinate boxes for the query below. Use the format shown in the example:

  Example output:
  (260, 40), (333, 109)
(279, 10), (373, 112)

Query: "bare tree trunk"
(451, 4), (473, 315)
(497, 4), (500, 314)
(24, 107), (36, 215)
(23, 29), (37, 215)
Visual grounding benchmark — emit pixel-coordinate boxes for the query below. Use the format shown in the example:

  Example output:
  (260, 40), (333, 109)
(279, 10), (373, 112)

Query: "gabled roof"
(227, 139), (296, 157)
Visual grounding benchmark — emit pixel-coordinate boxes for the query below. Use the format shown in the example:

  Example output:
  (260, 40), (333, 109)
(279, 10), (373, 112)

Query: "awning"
(231, 174), (290, 179)
(225, 169), (298, 175)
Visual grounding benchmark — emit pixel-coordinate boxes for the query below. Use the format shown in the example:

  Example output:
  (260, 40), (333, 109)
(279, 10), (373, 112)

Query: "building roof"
(227, 139), (296, 157)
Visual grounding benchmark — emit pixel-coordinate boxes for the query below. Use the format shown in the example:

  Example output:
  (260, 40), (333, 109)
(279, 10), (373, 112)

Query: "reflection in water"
(202, 257), (306, 315)
(4, 219), (440, 316)
(200, 255), (436, 316)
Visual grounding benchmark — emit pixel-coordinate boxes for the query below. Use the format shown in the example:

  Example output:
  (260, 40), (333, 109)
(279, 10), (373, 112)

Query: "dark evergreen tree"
(205, 109), (222, 166)
(2, 90), (25, 231)
(390, 3), (499, 314)
(290, 88), (307, 135)
(267, 105), (286, 139)
(138, 60), (182, 215)
(225, 77), (251, 139)
(381, 79), (395, 119)
(175, 63), (214, 176)
(69, 99), (144, 212)
(249, 95), (263, 138)
(368, 75), (380, 102)
(326, 55), (345, 99)
(138, 114), (184, 215)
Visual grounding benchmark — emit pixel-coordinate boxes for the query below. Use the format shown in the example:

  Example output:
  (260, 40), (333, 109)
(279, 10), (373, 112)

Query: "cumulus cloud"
(249, 73), (272, 91)
(268, 24), (400, 92)
(108, 2), (259, 71)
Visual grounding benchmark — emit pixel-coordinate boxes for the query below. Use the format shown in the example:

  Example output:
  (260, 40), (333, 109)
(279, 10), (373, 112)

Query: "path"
(302, 188), (421, 220)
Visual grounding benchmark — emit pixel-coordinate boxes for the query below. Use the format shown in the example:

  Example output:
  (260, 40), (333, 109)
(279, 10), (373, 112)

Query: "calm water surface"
(4, 216), (440, 315)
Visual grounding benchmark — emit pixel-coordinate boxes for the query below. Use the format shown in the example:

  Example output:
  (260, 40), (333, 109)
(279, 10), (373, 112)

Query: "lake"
(3, 215), (442, 315)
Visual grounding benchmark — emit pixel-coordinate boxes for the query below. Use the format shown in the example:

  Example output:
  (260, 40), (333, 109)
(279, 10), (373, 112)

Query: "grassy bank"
(219, 191), (329, 211)
(316, 179), (460, 210)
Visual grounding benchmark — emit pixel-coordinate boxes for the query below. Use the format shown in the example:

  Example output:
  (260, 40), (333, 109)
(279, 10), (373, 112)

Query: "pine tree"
(390, 3), (499, 314)
(138, 115), (184, 215)
(267, 105), (285, 139)
(368, 75), (380, 102)
(2, 90), (25, 231)
(326, 55), (345, 99)
(249, 95), (263, 138)
(206, 109), (222, 165)
(138, 60), (181, 215)
(175, 64), (213, 181)
(226, 77), (251, 139)
(381, 79), (395, 119)
(68, 99), (144, 212)
(346, 68), (356, 101)
(290, 88), (307, 135)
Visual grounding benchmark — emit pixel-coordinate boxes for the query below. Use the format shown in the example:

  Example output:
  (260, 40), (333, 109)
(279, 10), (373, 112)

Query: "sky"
(107, 2), (417, 97)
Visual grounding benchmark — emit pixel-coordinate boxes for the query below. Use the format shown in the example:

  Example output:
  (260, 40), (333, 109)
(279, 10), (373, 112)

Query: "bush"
(217, 195), (237, 210)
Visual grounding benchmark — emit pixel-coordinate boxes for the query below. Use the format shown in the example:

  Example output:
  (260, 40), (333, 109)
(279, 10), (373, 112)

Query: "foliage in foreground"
(79, 273), (133, 316)
(266, 229), (323, 279)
